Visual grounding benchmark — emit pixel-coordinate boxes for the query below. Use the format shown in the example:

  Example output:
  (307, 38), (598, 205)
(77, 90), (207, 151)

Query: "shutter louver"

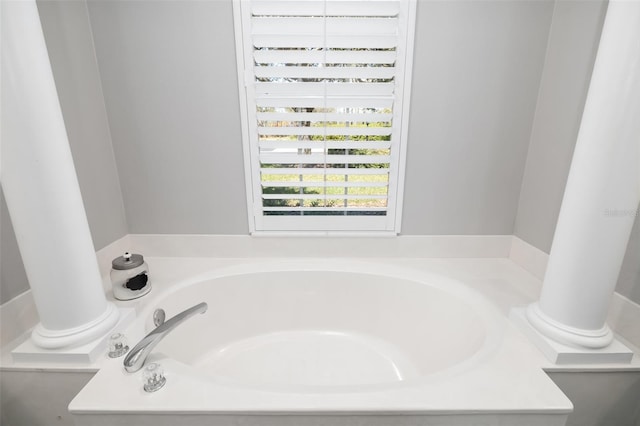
(236, 0), (416, 232)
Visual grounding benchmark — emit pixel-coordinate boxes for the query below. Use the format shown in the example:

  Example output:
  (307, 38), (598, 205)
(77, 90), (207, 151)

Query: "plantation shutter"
(234, 0), (416, 233)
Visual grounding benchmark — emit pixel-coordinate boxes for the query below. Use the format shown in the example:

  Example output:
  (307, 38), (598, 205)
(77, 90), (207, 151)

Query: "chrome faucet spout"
(123, 302), (208, 373)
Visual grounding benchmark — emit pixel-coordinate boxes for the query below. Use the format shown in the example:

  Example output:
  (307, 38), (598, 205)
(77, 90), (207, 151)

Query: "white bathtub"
(145, 260), (500, 392)
(70, 259), (572, 426)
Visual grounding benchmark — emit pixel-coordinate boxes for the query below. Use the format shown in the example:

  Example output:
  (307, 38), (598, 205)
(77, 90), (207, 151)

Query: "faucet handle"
(153, 309), (166, 327)
(107, 333), (129, 358)
(142, 362), (166, 392)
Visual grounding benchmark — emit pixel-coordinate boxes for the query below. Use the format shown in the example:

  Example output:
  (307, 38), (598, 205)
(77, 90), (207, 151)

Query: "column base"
(526, 302), (614, 348)
(31, 302), (121, 349)
(511, 307), (633, 364)
(12, 307), (134, 364)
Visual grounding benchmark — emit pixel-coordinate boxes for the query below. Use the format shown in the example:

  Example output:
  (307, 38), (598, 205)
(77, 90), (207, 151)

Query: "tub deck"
(67, 257), (575, 426)
(4, 235), (640, 426)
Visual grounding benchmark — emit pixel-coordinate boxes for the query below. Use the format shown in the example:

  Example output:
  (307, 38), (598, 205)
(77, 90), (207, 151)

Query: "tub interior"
(150, 271), (488, 390)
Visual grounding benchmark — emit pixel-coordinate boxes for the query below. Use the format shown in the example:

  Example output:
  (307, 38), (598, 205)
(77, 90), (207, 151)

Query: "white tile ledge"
(2, 234), (639, 372)
(509, 237), (549, 280)
(127, 234), (513, 258)
(0, 234), (508, 365)
(0, 234), (508, 341)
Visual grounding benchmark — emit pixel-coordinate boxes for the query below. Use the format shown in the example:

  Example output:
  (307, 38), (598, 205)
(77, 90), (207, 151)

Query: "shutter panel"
(235, 0), (416, 232)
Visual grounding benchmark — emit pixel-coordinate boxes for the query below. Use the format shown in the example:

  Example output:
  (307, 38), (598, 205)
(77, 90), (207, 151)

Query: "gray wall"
(617, 218), (640, 304)
(0, 194), (28, 305)
(0, 0), (127, 304)
(515, 0), (607, 252)
(3, 0), (638, 306)
(37, 0), (128, 248)
(86, 0), (249, 234)
(402, 0), (554, 234)
(87, 0), (554, 236)
(549, 371), (640, 426)
(513, 0), (640, 305)
(1, 370), (95, 426)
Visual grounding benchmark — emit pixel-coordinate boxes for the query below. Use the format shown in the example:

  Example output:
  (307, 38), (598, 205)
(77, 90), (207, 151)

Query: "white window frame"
(233, 0), (417, 235)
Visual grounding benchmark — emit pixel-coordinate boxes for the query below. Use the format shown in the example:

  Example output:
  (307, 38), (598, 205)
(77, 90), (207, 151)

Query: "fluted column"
(526, 0), (640, 349)
(1, 0), (120, 348)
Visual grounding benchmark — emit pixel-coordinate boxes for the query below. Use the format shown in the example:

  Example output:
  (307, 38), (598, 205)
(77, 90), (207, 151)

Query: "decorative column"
(1, 0), (120, 348)
(526, 0), (640, 350)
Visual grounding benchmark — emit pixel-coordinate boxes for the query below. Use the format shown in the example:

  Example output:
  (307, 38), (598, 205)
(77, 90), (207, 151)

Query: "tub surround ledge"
(10, 308), (135, 365)
(1, 236), (639, 425)
(511, 308), (633, 365)
(2, 235), (640, 370)
(68, 258), (573, 425)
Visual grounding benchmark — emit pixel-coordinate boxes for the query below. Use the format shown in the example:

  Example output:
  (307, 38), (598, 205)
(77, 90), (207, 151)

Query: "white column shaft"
(528, 0), (640, 348)
(1, 0), (119, 348)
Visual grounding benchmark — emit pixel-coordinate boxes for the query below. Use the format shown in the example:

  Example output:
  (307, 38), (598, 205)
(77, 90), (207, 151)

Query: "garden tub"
(69, 259), (571, 426)
(144, 261), (498, 391)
